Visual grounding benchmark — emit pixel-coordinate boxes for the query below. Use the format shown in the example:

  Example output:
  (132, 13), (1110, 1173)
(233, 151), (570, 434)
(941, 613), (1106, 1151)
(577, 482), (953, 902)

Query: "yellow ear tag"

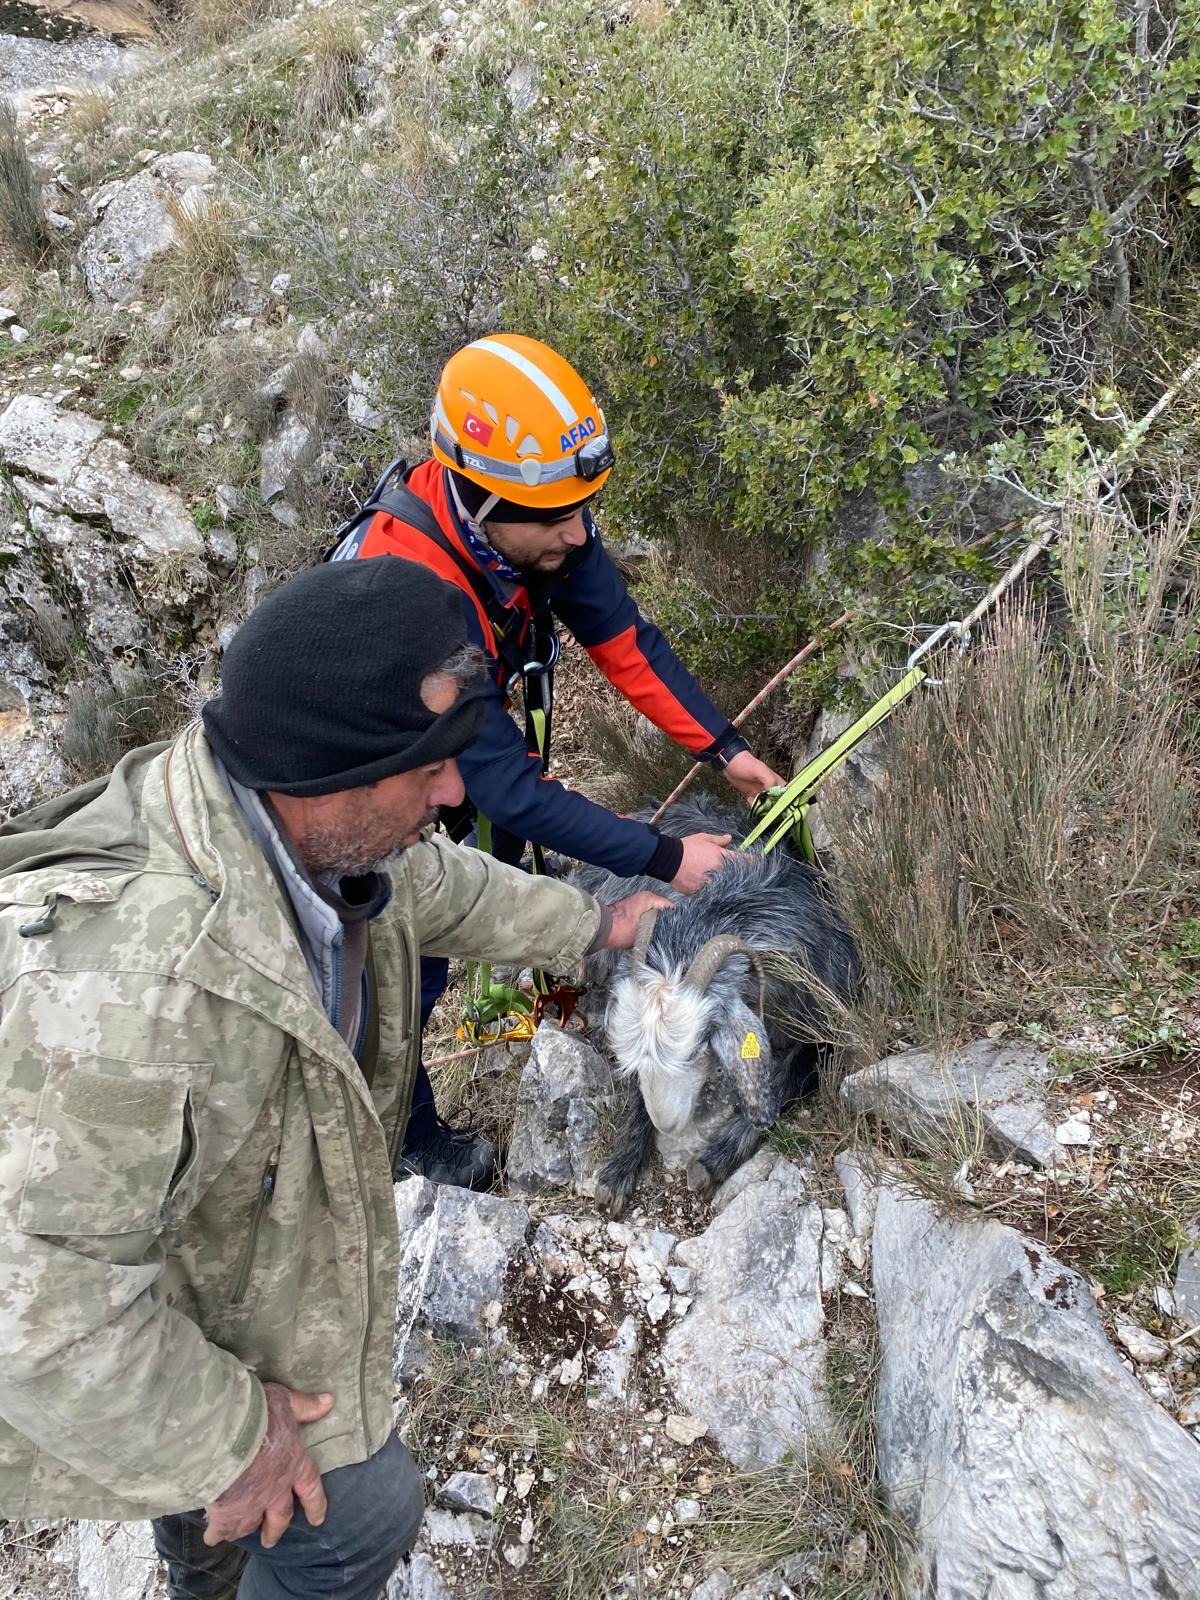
(740, 1031), (761, 1060)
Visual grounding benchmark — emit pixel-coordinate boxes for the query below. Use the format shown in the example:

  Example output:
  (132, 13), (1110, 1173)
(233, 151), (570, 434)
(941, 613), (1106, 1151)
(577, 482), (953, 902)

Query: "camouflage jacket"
(0, 723), (600, 1520)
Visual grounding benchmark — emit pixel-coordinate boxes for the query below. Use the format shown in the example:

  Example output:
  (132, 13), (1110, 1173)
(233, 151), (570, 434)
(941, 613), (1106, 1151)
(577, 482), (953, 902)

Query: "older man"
(0, 557), (664, 1600)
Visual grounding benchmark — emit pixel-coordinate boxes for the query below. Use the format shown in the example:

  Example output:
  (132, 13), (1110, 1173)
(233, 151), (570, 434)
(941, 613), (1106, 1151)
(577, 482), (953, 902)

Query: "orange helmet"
(430, 335), (614, 515)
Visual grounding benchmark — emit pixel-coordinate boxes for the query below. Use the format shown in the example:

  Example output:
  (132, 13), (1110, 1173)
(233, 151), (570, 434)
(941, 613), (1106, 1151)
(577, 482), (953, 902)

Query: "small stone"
(503, 1541), (529, 1570)
(10, 325), (29, 344)
(1054, 1117), (1091, 1146)
(1178, 1393), (1200, 1427)
(436, 1471), (496, 1518)
(672, 1497), (701, 1524)
(647, 1291), (671, 1324)
(270, 271), (292, 298)
(0, 306), (16, 324)
(1141, 1369), (1175, 1406)
(520, 1514), (534, 1544)
(559, 1353), (582, 1385)
(1114, 1317), (1169, 1365)
(664, 1415), (708, 1446)
(119, 364), (144, 381)
(481, 1299), (502, 1330)
(514, 1470), (535, 1500)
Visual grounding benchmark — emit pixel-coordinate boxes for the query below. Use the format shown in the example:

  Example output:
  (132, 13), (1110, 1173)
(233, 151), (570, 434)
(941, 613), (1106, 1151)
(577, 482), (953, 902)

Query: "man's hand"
(203, 1384), (334, 1549)
(603, 891), (674, 949)
(722, 751), (785, 800)
(671, 832), (736, 895)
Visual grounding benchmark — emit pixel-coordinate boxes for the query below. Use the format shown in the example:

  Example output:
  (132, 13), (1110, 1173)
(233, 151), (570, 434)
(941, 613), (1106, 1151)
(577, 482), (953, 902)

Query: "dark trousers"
(151, 1431), (424, 1600)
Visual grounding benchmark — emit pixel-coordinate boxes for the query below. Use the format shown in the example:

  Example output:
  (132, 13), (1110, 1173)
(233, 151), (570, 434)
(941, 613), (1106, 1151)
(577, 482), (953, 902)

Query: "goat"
(570, 796), (860, 1217)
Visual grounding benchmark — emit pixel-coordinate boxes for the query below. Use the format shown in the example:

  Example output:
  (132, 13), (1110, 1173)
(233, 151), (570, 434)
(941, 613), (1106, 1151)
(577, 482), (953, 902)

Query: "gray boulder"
(873, 1185), (1200, 1598)
(77, 1521), (162, 1600)
(841, 1037), (1058, 1168)
(393, 1177), (529, 1377)
(661, 1157), (830, 1468)
(81, 151), (216, 307)
(506, 1023), (616, 1193)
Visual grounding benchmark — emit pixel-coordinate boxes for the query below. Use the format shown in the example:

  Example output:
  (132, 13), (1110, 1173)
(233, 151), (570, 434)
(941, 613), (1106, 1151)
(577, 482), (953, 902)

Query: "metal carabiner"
(905, 620), (969, 686)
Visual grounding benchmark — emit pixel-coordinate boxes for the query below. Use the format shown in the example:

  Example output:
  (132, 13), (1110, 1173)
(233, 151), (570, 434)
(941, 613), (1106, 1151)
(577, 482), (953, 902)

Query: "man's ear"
(710, 999), (779, 1128)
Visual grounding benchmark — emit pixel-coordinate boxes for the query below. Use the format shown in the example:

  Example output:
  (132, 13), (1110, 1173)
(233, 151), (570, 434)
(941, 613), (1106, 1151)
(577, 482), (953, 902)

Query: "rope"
(650, 609), (854, 824)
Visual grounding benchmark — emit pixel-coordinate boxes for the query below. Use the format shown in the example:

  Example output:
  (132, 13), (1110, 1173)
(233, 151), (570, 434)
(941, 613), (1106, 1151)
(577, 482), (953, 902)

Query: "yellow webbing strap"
(742, 665), (927, 856)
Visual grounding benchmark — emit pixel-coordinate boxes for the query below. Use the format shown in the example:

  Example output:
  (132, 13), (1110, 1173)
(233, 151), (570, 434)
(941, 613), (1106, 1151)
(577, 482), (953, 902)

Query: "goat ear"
(710, 999), (779, 1129)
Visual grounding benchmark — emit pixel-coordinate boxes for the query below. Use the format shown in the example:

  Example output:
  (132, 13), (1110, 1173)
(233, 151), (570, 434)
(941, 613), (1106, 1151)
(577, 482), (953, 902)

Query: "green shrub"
(727, 0), (1200, 543)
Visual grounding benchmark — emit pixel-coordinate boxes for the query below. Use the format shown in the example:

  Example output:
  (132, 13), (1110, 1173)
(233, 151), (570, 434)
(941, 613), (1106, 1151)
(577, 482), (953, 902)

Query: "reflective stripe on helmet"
(471, 337), (579, 426)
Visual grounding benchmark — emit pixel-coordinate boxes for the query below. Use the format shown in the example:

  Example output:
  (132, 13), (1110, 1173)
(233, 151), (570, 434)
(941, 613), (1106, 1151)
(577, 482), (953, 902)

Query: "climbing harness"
(330, 458), (583, 1044)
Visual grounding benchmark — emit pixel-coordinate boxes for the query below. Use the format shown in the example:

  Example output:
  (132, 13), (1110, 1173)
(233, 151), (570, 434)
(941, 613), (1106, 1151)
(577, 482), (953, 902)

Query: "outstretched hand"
(603, 891), (674, 950)
(203, 1383), (334, 1549)
(722, 750), (785, 800)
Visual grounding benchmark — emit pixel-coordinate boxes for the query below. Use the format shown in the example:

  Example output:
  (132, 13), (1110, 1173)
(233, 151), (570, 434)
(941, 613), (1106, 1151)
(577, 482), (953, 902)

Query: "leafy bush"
(727, 0), (1200, 541)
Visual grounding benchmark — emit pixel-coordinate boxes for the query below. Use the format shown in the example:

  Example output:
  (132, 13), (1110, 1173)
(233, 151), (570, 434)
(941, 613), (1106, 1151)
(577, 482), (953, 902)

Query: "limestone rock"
(833, 1147), (877, 1240)
(1174, 1227), (1200, 1322)
(81, 152), (215, 307)
(259, 410), (314, 503)
(872, 1185), (1200, 1597)
(593, 1312), (641, 1405)
(841, 1037), (1058, 1168)
(386, 1552), (452, 1600)
(436, 1470), (496, 1517)
(77, 1521), (162, 1600)
(393, 1177), (529, 1376)
(662, 1157), (829, 1468)
(506, 1023), (616, 1193)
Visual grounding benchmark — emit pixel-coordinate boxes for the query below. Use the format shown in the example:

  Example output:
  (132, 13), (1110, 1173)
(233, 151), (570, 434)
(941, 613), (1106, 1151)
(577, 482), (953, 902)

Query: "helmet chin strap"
(448, 476), (500, 534)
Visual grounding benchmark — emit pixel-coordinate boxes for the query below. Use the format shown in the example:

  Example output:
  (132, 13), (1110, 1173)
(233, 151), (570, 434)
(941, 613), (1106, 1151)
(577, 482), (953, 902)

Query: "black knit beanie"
(450, 469), (594, 526)
(202, 557), (487, 796)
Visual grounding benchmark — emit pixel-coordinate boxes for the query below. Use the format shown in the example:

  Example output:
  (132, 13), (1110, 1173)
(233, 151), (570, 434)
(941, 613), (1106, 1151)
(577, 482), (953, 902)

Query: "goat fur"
(570, 795), (861, 1213)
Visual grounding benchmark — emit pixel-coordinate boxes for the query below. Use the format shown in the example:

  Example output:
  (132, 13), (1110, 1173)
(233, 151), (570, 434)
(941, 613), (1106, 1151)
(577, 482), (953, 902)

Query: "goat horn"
(629, 909), (659, 978)
(683, 935), (767, 1018)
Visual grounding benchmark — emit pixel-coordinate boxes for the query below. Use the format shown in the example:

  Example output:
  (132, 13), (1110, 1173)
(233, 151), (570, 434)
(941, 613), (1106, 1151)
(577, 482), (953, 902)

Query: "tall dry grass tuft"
(0, 101), (50, 268)
(822, 497), (1199, 1055)
(295, 11), (365, 135)
(154, 194), (241, 329)
(62, 666), (192, 781)
(175, 0), (280, 47)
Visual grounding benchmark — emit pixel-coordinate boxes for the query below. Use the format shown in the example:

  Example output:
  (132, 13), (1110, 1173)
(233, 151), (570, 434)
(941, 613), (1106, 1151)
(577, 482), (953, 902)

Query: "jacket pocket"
(18, 1049), (213, 1237)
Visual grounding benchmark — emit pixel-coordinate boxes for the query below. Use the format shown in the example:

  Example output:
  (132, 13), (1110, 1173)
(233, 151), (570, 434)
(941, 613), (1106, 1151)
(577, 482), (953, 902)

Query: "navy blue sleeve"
(453, 597), (682, 880)
(550, 524), (742, 760)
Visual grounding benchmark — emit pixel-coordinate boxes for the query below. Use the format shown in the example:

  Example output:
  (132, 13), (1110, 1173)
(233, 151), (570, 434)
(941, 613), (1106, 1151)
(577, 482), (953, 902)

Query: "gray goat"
(571, 796), (860, 1216)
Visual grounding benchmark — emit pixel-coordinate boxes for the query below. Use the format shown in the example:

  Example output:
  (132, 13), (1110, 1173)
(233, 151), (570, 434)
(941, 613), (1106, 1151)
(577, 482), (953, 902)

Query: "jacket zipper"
(230, 1163), (277, 1307)
(338, 1078), (375, 1434)
(163, 748), (219, 899)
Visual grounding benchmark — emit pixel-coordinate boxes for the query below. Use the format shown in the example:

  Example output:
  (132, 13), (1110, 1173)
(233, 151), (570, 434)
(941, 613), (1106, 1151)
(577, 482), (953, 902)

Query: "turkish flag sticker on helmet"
(463, 412), (495, 446)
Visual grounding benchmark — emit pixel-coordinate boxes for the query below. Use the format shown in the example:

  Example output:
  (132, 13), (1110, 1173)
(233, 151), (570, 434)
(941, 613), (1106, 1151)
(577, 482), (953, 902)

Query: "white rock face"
(661, 1157), (829, 1468)
(841, 1037), (1058, 1167)
(393, 1177), (529, 1377)
(81, 151), (216, 306)
(872, 1185), (1200, 1598)
(506, 1023), (616, 1193)
(76, 1521), (162, 1600)
(386, 1552), (452, 1600)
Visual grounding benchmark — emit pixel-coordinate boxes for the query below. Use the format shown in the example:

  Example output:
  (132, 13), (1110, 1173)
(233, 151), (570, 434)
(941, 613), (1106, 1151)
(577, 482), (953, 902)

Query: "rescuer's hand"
(203, 1383), (335, 1548)
(722, 751), (786, 800)
(671, 831), (736, 894)
(604, 891), (675, 949)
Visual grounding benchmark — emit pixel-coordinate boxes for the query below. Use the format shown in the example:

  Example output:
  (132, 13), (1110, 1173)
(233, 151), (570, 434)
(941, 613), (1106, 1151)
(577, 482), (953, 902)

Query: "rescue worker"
(0, 557), (666, 1600)
(336, 335), (786, 1188)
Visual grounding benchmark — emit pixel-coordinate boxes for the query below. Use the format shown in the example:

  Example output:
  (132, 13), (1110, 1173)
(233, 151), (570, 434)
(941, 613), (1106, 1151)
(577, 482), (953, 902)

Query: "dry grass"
(152, 194), (242, 331)
(819, 498), (1199, 1058)
(175, 0), (282, 48)
(295, 11), (365, 135)
(62, 666), (192, 781)
(23, 599), (76, 671)
(403, 1305), (909, 1600)
(0, 101), (51, 269)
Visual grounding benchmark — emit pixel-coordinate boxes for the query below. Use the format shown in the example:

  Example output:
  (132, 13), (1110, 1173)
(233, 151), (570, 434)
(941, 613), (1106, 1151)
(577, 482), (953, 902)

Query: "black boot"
(395, 1118), (496, 1189)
